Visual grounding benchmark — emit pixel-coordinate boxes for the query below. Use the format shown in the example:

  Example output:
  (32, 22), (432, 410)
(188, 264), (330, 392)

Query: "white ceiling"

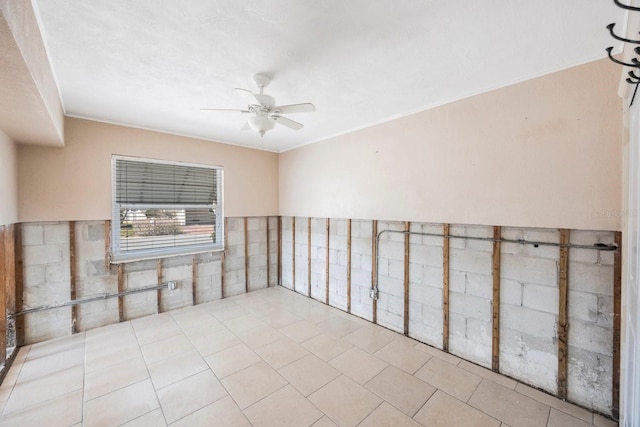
(33, 0), (623, 153)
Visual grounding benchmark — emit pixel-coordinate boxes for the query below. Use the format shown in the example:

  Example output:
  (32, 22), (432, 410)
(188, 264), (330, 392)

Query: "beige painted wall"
(280, 59), (623, 231)
(0, 130), (18, 225)
(18, 118), (279, 221)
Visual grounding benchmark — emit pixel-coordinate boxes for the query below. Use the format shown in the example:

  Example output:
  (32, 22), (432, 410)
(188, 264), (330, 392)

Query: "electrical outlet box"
(167, 281), (178, 290)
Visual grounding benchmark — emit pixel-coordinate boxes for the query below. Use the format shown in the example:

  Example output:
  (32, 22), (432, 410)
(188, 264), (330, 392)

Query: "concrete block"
(501, 254), (558, 286)
(597, 295), (614, 328)
(87, 222), (106, 242)
(501, 242), (559, 260)
(408, 262), (423, 284)
(44, 223), (70, 244)
(226, 230), (244, 246)
(378, 240), (405, 262)
(249, 230), (267, 245)
(24, 265), (45, 286)
(23, 244), (63, 266)
(422, 264), (444, 288)
(22, 223), (44, 246)
(124, 259), (158, 273)
(81, 275), (118, 296)
(465, 273), (492, 299)
(76, 240), (106, 261)
(409, 244), (443, 268)
(225, 256), (245, 272)
(125, 269), (157, 289)
(410, 283), (442, 309)
(449, 312), (466, 338)
(500, 279), (522, 306)
(450, 248), (492, 275)
(568, 262), (613, 294)
(226, 217), (243, 231)
(449, 270), (466, 293)
(198, 260), (221, 276)
(567, 346), (612, 414)
(570, 230), (614, 246)
(522, 284), (558, 314)
(449, 292), (492, 322)
(501, 305), (557, 339)
(567, 291), (598, 323)
(388, 259), (405, 281)
(86, 260), (108, 277)
(376, 309), (403, 333)
(568, 320), (612, 356)
(378, 276), (403, 299)
(246, 217), (263, 231)
(568, 247), (598, 264)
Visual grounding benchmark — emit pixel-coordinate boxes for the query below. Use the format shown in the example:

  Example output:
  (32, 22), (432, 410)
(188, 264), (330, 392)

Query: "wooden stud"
(157, 258), (163, 313)
(0, 226), (6, 365)
(69, 221), (78, 334)
(4, 225), (16, 321)
(221, 217), (227, 298)
(277, 216), (282, 286)
(557, 228), (570, 399)
(14, 224), (24, 346)
(292, 217), (296, 291)
(347, 219), (352, 314)
(117, 264), (124, 322)
(325, 218), (330, 305)
(491, 225), (501, 372)
(104, 220), (111, 271)
(404, 221), (410, 336)
(244, 217), (249, 293)
(372, 220), (378, 324)
(266, 217), (270, 287)
(192, 255), (198, 306)
(308, 217), (312, 297)
(612, 231), (622, 420)
(442, 224), (450, 352)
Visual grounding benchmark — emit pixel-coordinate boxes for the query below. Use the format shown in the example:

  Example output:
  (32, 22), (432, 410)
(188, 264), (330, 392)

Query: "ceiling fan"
(201, 74), (316, 137)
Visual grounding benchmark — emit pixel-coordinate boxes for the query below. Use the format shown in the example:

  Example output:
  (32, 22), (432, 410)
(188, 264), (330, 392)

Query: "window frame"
(110, 155), (224, 263)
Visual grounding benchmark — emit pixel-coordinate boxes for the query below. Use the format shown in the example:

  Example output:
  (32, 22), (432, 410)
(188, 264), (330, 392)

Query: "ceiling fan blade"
(273, 103), (316, 114)
(234, 88), (262, 105)
(200, 108), (251, 113)
(272, 115), (304, 130)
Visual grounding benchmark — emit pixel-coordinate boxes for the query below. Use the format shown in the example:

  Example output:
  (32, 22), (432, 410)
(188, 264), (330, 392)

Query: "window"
(111, 155), (223, 262)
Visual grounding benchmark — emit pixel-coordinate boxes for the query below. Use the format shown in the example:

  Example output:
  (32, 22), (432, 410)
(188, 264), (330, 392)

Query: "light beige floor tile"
(17, 346), (84, 382)
(255, 337), (309, 369)
(302, 333), (353, 361)
(179, 317), (226, 337)
(374, 340), (432, 374)
(316, 316), (363, 337)
(121, 408), (167, 426)
(343, 327), (392, 353)
(170, 395), (251, 427)
(358, 402), (423, 427)
(244, 384), (323, 427)
(280, 320), (324, 343)
(208, 302), (249, 321)
(131, 312), (175, 331)
(379, 328), (421, 348)
(414, 356), (481, 402)
(25, 333), (85, 360)
(279, 353), (341, 396)
(221, 361), (288, 409)
(458, 360), (517, 390)
(148, 350), (208, 389)
(312, 416), (339, 427)
(141, 333), (195, 364)
(84, 355), (149, 401)
(157, 370), (227, 423)
(309, 375), (382, 427)
(85, 341), (143, 373)
(414, 390), (500, 427)
(260, 309), (301, 329)
(514, 383), (592, 422)
(329, 347), (388, 385)
(204, 343), (260, 378)
(468, 379), (550, 427)
(189, 328), (242, 356)
(547, 408), (592, 427)
(236, 323), (285, 349)
(0, 389), (82, 427)
(170, 306), (218, 329)
(3, 365), (84, 414)
(413, 342), (462, 365)
(133, 319), (183, 346)
(223, 314), (265, 334)
(84, 379), (159, 426)
(593, 413), (617, 427)
(365, 365), (436, 416)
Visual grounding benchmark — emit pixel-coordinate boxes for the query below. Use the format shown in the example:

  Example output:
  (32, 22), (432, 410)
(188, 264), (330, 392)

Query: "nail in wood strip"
(404, 221), (410, 336)
(117, 264), (124, 322)
(491, 225), (501, 372)
(244, 217), (249, 293)
(69, 221), (77, 334)
(372, 220), (378, 324)
(192, 255), (198, 305)
(347, 219), (352, 314)
(325, 218), (330, 305)
(443, 224), (450, 352)
(557, 228), (570, 399)
(612, 231), (622, 419)
(157, 258), (163, 313)
(307, 217), (312, 297)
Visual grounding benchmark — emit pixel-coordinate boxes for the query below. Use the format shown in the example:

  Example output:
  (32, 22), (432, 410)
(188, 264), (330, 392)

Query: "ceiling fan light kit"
(201, 73), (316, 138)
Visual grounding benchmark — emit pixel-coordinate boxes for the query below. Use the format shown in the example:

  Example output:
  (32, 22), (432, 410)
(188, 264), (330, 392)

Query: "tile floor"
(0, 286), (618, 427)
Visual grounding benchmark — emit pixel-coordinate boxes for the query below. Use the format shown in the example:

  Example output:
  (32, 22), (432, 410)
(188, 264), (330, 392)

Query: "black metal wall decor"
(607, 0), (640, 104)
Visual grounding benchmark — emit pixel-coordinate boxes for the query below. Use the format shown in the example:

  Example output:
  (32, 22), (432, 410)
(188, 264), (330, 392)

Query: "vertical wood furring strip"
(442, 224), (450, 352)
(347, 219), (352, 314)
(557, 228), (570, 399)
(4, 225), (16, 324)
(325, 218), (330, 305)
(292, 217), (296, 291)
(277, 217), (282, 286)
(404, 221), (410, 336)
(372, 220), (378, 324)
(612, 231), (622, 420)
(491, 225), (501, 372)
(266, 217), (270, 287)
(244, 217), (249, 293)
(192, 255), (198, 305)
(156, 258), (163, 313)
(0, 226), (6, 365)
(14, 224), (24, 346)
(308, 217), (312, 297)
(104, 220), (111, 271)
(117, 264), (124, 322)
(221, 217), (228, 298)
(69, 222), (78, 334)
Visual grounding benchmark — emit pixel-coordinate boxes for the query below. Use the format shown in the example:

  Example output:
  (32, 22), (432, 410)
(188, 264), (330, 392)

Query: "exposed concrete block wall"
(567, 230), (615, 414)
(408, 222), (444, 349)
(328, 218), (348, 311)
(375, 221), (406, 333)
(280, 216), (294, 290)
(294, 217), (309, 295)
(280, 215), (618, 416)
(449, 225), (494, 368)
(350, 219), (373, 321)
(19, 217), (276, 345)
